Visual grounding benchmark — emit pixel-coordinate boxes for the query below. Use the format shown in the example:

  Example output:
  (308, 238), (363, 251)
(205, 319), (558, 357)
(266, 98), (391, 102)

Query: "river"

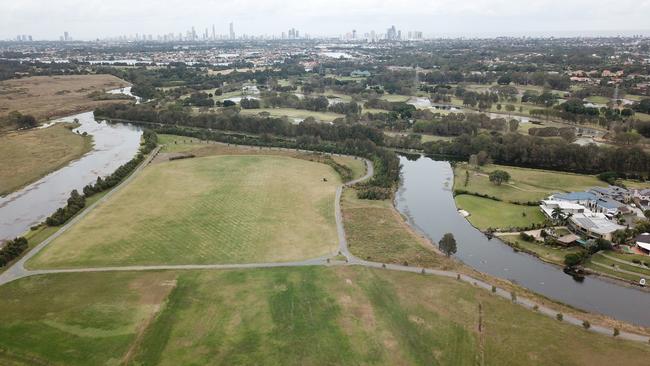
(0, 111), (142, 241)
(395, 155), (650, 326)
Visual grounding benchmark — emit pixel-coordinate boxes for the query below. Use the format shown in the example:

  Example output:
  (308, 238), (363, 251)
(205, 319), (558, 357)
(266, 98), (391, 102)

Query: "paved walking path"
(1, 145), (648, 344)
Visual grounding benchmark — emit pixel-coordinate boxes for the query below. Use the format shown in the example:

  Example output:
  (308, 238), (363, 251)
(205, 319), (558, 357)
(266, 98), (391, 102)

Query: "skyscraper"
(64, 31), (69, 41)
(229, 22), (235, 40)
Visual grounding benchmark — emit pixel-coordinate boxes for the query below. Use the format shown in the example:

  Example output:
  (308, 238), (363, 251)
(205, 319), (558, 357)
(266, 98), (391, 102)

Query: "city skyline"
(2, 0), (650, 40)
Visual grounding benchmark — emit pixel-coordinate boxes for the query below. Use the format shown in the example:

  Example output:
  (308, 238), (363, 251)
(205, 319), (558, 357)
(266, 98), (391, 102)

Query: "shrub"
(613, 328), (620, 337)
(556, 313), (563, 321)
(582, 320), (591, 329)
(491, 285), (497, 293)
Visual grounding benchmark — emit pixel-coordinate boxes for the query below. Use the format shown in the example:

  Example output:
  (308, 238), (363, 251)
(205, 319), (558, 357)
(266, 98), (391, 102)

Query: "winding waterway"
(0, 112), (142, 241)
(395, 155), (650, 326)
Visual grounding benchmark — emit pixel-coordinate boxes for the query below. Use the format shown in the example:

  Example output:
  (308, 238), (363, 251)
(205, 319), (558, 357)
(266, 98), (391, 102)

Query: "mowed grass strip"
(0, 123), (92, 196)
(0, 271), (177, 366)
(28, 155), (340, 268)
(455, 194), (546, 230)
(342, 189), (445, 268)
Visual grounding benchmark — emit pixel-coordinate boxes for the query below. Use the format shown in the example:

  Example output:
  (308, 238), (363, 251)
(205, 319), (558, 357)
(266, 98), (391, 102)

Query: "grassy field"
(0, 75), (129, 130)
(1, 267), (649, 365)
(454, 163), (608, 203)
(585, 95), (612, 104)
(455, 194), (546, 230)
(499, 234), (582, 265)
(0, 123), (92, 196)
(240, 107), (343, 122)
(28, 155), (341, 268)
(342, 189), (447, 268)
(0, 271), (177, 366)
(378, 94), (411, 102)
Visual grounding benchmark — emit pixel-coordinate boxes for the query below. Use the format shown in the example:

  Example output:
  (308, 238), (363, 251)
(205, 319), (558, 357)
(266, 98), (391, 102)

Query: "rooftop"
(553, 192), (597, 201)
(570, 213), (625, 235)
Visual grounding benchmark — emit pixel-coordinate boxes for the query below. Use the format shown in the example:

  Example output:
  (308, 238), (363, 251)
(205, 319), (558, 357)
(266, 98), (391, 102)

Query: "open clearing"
(0, 123), (92, 196)
(239, 107), (343, 122)
(454, 163), (608, 203)
(455, 194), (546, 230)
(342, 189), (446, 268)
(0, 75), (129, 130)
(28, 155), (340, 268)
(1, 267), (649, 366)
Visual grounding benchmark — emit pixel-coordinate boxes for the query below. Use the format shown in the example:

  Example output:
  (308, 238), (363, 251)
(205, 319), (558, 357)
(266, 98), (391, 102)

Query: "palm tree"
(551, 207), (564, 223)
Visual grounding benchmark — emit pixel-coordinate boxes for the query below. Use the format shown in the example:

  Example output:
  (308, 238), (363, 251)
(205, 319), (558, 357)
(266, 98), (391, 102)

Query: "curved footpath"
(0, 144), (648, 344)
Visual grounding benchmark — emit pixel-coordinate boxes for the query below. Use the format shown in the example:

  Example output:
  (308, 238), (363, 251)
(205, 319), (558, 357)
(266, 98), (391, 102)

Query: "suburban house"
(589, 186), (630, 203)
(540, 200), (586, 218)
(635, 233), (650, 255)
(568, 213), (625, 241)
(550, 192), (597, 205)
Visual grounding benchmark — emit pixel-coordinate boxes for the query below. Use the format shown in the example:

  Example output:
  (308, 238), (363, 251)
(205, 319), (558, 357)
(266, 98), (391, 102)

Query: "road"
(0, 145), (648, 344)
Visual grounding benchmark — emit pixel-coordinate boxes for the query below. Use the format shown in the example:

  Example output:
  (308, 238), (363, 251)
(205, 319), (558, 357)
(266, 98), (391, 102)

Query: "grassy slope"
(342, 189), (447, 268)
(455, 194), (546, 230)
(0, 123), (92, 196)
(28, 155), (340, 268)
(499, 234), (582, 265)
(2, 268), (649, 365)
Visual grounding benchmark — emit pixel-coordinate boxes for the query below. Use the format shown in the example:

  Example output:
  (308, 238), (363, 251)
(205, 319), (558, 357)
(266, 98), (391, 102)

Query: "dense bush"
(0, 237), (28, 267)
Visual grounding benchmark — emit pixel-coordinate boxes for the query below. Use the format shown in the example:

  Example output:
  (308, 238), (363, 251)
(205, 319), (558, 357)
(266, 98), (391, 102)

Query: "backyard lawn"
(455, 194), (546, 230)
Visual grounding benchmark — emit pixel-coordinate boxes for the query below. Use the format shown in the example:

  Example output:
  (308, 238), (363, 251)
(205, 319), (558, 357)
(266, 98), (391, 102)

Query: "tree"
(497, 75), (512, 85)
(488, 170), (511, 185)
(564, 253), (584, 267)
(439, 233), (457, 257)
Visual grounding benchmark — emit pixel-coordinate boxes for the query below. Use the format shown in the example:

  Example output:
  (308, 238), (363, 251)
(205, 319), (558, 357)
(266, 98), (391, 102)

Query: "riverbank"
(0, 122), (93, 197)
(0, 111), (143, 241)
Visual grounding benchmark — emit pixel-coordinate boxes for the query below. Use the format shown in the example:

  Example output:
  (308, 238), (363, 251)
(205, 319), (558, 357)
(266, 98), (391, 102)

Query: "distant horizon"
(3, 0), (650, 41)
(3, 28), (650, 42)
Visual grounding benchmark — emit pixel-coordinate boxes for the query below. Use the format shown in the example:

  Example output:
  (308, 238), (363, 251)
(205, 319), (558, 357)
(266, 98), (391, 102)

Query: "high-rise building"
(64, 31), (69, 41)
(229, 22), (235, 40)
(212, 25), (216, 40)
(352, 29), (357, 39)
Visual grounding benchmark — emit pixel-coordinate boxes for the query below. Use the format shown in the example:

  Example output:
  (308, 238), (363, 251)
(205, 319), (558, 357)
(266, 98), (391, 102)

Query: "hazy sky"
(3, 0), (650, 40)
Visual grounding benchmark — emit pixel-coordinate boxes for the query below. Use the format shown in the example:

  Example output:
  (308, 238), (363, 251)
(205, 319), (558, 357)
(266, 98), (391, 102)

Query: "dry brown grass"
(0, 123), (92, 196)
(0, 74), (129, 130)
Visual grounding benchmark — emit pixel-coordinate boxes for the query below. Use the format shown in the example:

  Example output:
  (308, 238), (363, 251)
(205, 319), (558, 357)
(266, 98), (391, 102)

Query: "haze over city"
(2, 0), (650, 40)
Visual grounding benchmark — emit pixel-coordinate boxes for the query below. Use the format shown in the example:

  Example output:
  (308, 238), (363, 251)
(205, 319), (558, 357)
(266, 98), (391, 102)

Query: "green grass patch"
(454, 163), (607, 203)
(0, 271), (176, 366)
(239, 108), (343, 122)
(2, 267), (650, 365)
(455, 194), (546, 230)
(28, 155), (340, 268)
(499, 234), (582, 265)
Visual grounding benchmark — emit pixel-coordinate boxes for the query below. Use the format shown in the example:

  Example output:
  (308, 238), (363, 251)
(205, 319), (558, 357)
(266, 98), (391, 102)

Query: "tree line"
(423, 132), (650, 176)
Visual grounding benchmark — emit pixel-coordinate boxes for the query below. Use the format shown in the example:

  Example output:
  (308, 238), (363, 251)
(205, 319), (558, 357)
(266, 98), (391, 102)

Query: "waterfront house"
(568, 213), (625, 241)
(635, 233), (650, 255)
